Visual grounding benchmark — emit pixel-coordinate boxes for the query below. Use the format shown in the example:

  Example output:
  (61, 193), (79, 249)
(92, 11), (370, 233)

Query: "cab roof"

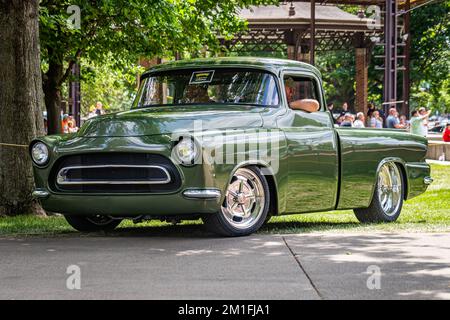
(142, 57), (321, 78)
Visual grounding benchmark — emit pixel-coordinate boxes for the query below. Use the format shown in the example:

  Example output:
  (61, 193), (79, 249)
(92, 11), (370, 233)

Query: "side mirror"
(290, 99), (320, 113)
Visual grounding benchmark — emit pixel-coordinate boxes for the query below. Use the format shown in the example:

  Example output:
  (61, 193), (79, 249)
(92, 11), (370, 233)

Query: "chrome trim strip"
(424, 176), (433, 185)
(405, 163), (429, 169)
(183, 189), (221, 200)
(32, 189), (50, 199)
(56, 165), (171, 185)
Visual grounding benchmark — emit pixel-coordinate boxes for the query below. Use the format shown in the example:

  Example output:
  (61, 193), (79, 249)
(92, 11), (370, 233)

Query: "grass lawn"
(0, 163), (449, 237)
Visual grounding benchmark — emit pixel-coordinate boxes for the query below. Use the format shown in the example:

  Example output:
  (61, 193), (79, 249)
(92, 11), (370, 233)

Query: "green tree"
(409, 1), (450, 113)
(316, 2), (450, 113)
(410, 1), (450, 88)
(39, 0), (276, 134)
(79, 56), (143, 116)
(317, 50), (356, 110)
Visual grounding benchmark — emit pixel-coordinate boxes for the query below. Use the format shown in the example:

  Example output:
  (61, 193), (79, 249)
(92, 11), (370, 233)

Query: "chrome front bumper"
(182, 188), (221, 200)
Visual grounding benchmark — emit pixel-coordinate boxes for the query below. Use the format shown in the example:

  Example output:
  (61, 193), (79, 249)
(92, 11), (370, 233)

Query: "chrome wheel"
(377, 162), (402, 217)
(220, 168), (266, 230)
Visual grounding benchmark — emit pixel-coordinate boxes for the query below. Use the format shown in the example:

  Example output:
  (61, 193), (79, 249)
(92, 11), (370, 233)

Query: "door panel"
(278, 109), (339, 213)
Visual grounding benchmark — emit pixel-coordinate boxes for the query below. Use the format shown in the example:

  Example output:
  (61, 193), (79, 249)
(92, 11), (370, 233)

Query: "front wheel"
(64, 215), (122, 232)
(354, 162), (404, 223)
(202, 166), (270, 237)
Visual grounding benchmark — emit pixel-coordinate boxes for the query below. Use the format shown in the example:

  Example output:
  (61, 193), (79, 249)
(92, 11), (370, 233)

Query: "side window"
(283, 76), (321, 112)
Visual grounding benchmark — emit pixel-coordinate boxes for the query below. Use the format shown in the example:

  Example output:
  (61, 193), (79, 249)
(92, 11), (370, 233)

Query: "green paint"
(31, 58), (430, 218)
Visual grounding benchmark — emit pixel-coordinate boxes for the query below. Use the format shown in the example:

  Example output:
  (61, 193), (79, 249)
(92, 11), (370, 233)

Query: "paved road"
(1, 230), (449, 299)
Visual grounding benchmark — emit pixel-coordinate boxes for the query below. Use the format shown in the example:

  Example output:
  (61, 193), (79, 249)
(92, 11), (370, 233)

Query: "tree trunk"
(43, 59), (63, 135)
(0, 0), (45, 215)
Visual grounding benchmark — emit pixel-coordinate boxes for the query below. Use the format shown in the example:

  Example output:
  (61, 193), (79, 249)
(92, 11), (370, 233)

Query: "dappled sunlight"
(283, 232), (450, 299)
(398, 290), (450, 300)
(176, 249), (213, 256)
(250, 241), (285, 249)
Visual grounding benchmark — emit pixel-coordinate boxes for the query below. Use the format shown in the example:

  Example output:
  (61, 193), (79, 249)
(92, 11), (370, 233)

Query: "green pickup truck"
(30, 57), (432, 236)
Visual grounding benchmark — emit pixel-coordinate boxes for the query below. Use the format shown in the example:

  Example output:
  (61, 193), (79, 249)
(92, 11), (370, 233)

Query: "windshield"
(133, 68), (280, 108)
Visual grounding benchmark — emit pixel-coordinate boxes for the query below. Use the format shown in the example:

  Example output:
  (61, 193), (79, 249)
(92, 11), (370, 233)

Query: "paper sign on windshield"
(189, 70), (215, 84)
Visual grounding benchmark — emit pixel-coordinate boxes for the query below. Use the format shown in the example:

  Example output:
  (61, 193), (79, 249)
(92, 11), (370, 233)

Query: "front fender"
(195, 128), (288, 214)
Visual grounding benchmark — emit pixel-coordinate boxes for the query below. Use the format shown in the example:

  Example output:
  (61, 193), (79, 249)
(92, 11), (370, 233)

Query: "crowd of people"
(61, 114), (79, 134)
(60, 102), (105, 134)
(327, 102), (450, 141)
(54, 98), (450, 142)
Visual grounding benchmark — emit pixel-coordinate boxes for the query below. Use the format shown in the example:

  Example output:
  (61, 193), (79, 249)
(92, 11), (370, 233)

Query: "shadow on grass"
(110, 223), (210, 238)
(0, 217), (363, 238)
(259, 220), (362, 233)
(101, 219), (363, 238)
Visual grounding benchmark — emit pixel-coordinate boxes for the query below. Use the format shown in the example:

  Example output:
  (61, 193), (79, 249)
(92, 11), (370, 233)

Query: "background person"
(284, 77), (319, 113)
(386, 107), (405, 129)
(339, 102), (351, 117)
(61, 114), (69, 134)
(367, 102), (376, 119)
(353, 112), (365, 128)
(87, 105), (97, 119)
(95, 101), (104, 116)
(419, 107), (430, 136)
(443, 123), (450, 142)
(340, 113), (353, 127)
(410, 108), (431, 136)
(400, 115), (408, 129)
(370, 110), (383, 128)
(67, 115), (78, 133)
(327, 103), (334, 113)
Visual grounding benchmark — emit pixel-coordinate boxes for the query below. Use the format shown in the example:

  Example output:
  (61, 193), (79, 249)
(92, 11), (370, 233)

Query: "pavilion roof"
(289, 0), (429, 6)
(239, 3), (381, 31)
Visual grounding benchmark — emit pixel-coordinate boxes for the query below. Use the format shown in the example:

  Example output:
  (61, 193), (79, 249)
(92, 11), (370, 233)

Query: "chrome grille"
(56, 165), (171, 185)
(50, 153), (181, 193)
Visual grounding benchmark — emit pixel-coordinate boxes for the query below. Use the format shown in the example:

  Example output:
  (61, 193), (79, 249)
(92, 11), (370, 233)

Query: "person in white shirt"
(353, 112), (365, 128)
(419, 107), (429, 136)
(410, 109), (431, 136)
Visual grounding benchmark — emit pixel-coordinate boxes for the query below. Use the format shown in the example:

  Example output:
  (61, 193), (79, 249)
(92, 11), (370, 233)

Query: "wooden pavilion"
(223, 0), (431, 116)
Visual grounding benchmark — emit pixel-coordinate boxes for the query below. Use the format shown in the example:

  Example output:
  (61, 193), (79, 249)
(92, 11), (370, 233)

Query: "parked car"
(429, 125), (444, 134)
(427, 120), (449, 141)
(30, 57), (432, 236)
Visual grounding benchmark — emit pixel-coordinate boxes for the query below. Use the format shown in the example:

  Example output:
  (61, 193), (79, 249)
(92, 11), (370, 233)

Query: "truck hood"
(78, 105), (265, 137)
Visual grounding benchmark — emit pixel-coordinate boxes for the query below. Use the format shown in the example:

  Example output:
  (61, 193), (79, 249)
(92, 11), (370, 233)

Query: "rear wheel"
(354, 162), (404, 223)
(203, 166), (270, 237)
(64, 215), (122, 232)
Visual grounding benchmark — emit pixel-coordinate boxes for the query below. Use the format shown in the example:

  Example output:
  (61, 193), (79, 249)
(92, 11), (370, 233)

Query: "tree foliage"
(409, 1), (450, 113)
(39, 0), (277, 133)
(79, 56), (143, 115)
(317, 2), (450, 114)
(317, 51), (356, 109)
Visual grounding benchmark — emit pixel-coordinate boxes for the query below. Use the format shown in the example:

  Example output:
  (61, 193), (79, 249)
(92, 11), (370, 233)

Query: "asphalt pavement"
(1, 230), (449, 299)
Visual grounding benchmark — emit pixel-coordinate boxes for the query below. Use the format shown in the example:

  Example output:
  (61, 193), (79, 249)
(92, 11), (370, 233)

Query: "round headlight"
(172, 137), (198, 166)
(31, 142), (49, 165)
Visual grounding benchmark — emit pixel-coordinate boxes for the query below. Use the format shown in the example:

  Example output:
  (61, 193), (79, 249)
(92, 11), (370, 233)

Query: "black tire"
(203, 166), (270, 237)
(64, 215), (122, 232)
(354, 162), (404, 223)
